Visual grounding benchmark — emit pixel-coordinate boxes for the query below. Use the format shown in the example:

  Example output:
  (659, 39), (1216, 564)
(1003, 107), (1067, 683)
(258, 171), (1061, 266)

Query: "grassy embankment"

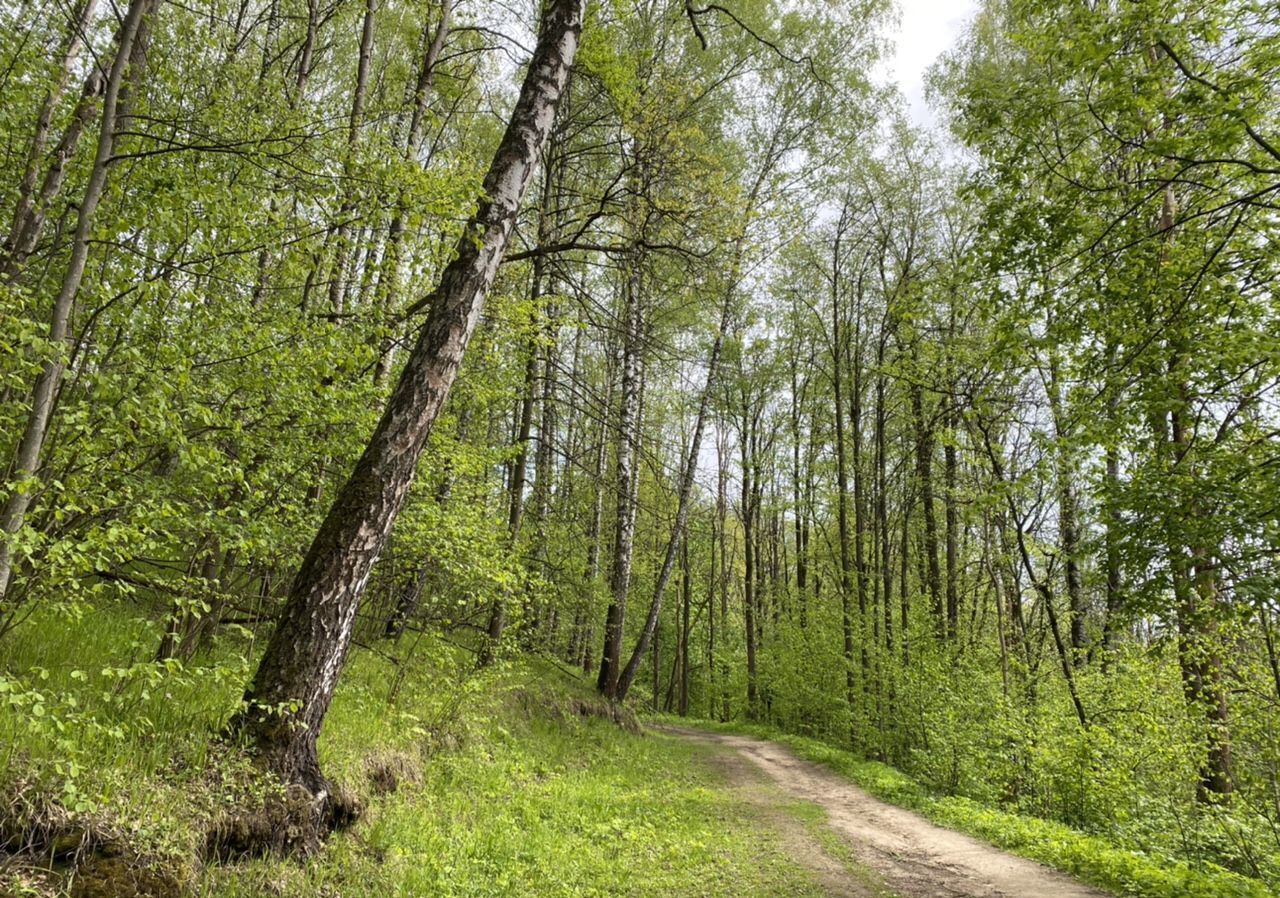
(1, 606), (843, 897)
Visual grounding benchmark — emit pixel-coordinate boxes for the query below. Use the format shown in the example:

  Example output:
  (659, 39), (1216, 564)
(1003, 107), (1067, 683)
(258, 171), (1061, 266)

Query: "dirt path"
(657, 725), (1111, 898)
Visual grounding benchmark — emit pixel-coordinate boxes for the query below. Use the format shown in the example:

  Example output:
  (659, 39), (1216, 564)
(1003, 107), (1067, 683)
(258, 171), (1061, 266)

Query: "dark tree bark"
(580, 329), (617, 676)
(789, 315), (809, 624)
(910, 378), (943, 640)
(1099, 341), (1123, 664)
(1166, 371), (1233, 800)
(850, 285), (870, 697)
(383, 565), (431, 642)
(828, 221), (858, 741)
(741, 417), (759, 717)
(707, 478), (718, 708)
(875, 337), (893, 658)
(943, 402), (960, 640)
(1045, 355), (1084, 662)
(716, 423), (731, 720)
(678, 537), (691, 717)
(733, 367), (766, 721)
(230, 0), (584, 815)
(1100, 440), (1123, 661)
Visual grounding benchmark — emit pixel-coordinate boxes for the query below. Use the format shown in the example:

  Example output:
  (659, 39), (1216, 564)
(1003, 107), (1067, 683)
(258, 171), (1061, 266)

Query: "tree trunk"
(371, 0), (453, 377)
(911, 379), (943, 639)
(1100, 441), (1122, 660)
(325, 0), (378, 315)
(790, 338), (808, 621)
(707, 483), (717, 713)
(615, 293), (730, 700)
(597, 258), (643, 699)
(4, 0), (100, 275)
(829, 234), (857, 741)
(678, 537), (691, 717)
(1166, 372), (1233, 800)
(741, 403), (759, 717)
(230, 0), (584, 814)
(875, 359), (893, 658)
(943, 402), (960, 640)
(1099, 341), (1124, 665)
(851, 312), (870, 699)
(716, 426), (731, 720)
(899, 471), (912, 667)
(0, 0), (155, 606)
(580, 330), (615, 676)
(1045, 355), (1084, 662)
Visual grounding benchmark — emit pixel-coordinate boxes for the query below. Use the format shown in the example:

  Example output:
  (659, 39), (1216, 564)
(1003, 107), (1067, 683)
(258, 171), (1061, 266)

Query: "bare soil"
(658, 725), (1111, 898)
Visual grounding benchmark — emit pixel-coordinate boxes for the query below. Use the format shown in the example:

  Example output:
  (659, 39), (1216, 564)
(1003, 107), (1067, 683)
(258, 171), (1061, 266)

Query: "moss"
(70, 854), (185, 898)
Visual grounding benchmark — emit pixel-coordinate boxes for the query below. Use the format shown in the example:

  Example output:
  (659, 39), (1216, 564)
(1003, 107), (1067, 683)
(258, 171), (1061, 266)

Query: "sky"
(881, 0), (979, 126)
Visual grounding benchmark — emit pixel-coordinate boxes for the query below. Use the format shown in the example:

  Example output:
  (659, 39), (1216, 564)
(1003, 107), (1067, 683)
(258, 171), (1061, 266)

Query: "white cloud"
(879, 0), (978, 126)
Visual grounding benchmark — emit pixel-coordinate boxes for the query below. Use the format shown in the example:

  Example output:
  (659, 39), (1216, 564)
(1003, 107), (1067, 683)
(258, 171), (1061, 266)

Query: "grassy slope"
(657, 717), (1275, 898)
(201, 686), (840, 898)
(1, 608), (837, 897)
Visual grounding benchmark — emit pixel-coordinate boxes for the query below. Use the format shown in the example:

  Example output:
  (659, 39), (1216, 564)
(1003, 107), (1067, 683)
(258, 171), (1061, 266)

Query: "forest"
(2, 0), (1279, 896)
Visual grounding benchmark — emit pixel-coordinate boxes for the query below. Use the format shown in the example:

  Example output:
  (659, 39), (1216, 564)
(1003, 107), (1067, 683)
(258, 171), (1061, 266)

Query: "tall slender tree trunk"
(616, 292), (731, 700)
(326, 0), (378, 314)
(597, 258), (643, 699)
(1046, 355), (1084, 661)
(707, 483), (717, 712)
(829, 233), (857, 741)
(910, 379), (942, 639)
(1167, 370), (1233, 799)
(790, 339), (808, 623)
(742, 424), (759, 718)
(851, 314), (870, 697)
(678, 537), (691, 717)
(875, 359), (893, 657)
(1099, 341), (1124, 664)
(1100, 441), (1123, 661)
(581, 330), (616, 675)
(943, 401), (959, 640)
(372, 0), (453, 377)
(0, 0), (155, 607)
(230, 0), (584, 814)
(716, 426), (731, 720)
(4, 0), (100, 274)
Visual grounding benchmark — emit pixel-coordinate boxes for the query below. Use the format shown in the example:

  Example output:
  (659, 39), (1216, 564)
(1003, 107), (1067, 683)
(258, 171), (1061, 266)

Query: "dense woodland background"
(3, 0), (1280, 893)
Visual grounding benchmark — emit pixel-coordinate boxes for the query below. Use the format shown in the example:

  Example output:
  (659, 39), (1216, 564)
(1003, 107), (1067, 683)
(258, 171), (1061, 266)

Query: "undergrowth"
(1, 605), (834, 897)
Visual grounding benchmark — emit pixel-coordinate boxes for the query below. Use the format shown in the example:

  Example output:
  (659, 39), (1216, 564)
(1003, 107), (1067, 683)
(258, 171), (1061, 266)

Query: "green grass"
(202, 712), (832, 898)
(657, 716), (1276, 898)
(1, 606), (837, 897)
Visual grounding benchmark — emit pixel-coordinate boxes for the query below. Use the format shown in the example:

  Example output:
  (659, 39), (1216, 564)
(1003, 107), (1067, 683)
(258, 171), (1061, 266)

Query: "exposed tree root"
(202, 780), (361, 862)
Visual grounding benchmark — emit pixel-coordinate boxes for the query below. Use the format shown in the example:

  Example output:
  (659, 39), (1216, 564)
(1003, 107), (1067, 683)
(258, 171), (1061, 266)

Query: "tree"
(230, 0), (585, 814)
(0, 0), (157, 610)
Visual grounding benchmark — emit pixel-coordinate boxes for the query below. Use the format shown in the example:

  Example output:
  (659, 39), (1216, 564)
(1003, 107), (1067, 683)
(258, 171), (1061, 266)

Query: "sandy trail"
(658, 725), (1110, 898)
